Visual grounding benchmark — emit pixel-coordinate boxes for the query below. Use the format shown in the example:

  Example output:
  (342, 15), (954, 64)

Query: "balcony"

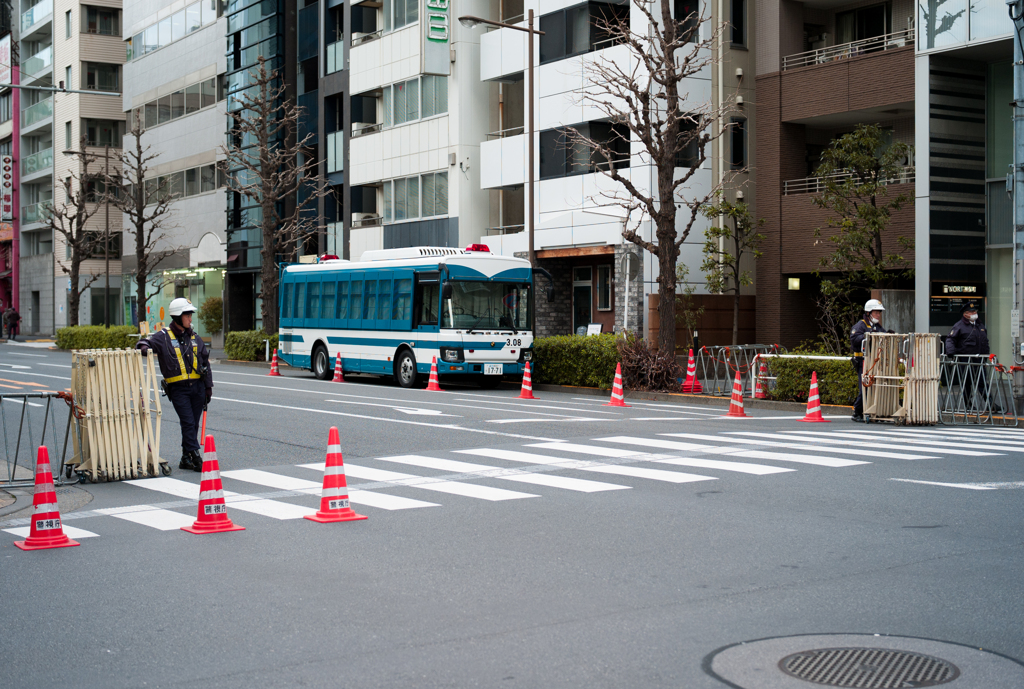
(21, 0), (52, 33)
(21, 98), (52, 128)
(783, 166), (915, 195)
(782, 28), (914, 71)
(326, 40), (344, 75)
(22, 46), (53, 79)
(326, 131), (343, 174)
(21, 148), (53, 176)
(21, 201), (52, 225)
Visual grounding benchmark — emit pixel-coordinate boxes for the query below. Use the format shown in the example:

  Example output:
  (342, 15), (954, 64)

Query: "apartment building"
(0, 18), (14, 319)
(122, 0), (226, 340)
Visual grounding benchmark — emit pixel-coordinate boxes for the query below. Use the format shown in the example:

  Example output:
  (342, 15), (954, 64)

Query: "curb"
(0, 489), (31, 518)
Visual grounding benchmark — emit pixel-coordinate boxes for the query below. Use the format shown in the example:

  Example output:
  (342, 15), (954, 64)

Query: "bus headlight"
(440, 347), (463, 363)
(521, 349), (534, 362)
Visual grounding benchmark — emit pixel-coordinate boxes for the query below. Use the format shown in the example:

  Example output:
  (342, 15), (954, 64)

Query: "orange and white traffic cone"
(181, 435), (245, 534)
(799, 371), (830, 423)
(14, 446), (80, 551)
(331, 352), (345, 383)
(605, 363), (630, 407)
(754, 362), (768, 399)
(305, 427), (367, 523)
(268, 349), (282, 377)
(426, 356), (443, 391)
(680, 348), (703, 393)
(723, 371), (749, 418)
(518, 361), (536, 399)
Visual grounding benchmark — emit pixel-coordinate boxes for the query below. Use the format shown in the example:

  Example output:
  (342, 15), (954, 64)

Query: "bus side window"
(308, 282), (320, 323)
(322, 281), (335, 320)
(296, 282), (306, 319)
(420, 283), (439, 326)
(282, 283), (292, 319)
(350, 280), (363, 323)
(337, 281), (349, 319)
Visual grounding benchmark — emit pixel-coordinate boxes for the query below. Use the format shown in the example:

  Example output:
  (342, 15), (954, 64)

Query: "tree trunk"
(732, 290), (740, 346)
(656, 227), (677, 355)
(68, 260), (80, 327)
(136, 217), (147, 324)
(260, 193), (278, 334)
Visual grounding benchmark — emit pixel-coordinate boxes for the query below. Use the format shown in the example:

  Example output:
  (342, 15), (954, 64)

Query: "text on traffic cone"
(305, 427), (367, 523)
(182, 435), (245, 534)
(14, 445), (80, 551)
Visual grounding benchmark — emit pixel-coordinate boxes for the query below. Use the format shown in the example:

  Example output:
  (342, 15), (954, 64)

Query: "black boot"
(179, 452), (195, 471)
(191, 449), (205, 472)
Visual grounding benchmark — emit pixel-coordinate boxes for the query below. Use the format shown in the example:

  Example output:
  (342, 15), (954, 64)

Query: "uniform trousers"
(166, 380), (206, 454)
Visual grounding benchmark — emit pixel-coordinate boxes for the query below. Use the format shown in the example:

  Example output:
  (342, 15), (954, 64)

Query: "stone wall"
(614, 244), (644, 334)
(516, 252), (572, 338)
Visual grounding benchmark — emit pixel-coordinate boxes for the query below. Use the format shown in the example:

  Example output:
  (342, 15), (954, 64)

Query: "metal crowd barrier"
(1, 392), (83, 489)
(693, 344), (787, 396)
(938, 354), (1019, 427)
(750, 354), (851, 399)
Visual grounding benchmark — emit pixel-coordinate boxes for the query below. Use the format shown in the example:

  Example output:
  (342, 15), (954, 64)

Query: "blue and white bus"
(277, 244), (550, 388)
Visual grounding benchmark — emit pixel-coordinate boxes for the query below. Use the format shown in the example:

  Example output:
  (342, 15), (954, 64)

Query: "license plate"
(484, 364), (503, 375)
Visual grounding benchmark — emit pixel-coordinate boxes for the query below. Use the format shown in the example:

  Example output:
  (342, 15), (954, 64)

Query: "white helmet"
(169, 298), (197, 317)
(864, 299), (885, 312)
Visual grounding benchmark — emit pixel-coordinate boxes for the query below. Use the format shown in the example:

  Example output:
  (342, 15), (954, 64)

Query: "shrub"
(224, 330), (278, 361)
(197, 297), (223, 335)
(55, 325), (140, 350)
(766, 355), (859, 406)
(533, 333), (621, 389)
(617, 332), (682, 391)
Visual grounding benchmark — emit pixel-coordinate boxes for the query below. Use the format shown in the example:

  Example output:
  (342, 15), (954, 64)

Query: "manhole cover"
(779, 647), (959, 688)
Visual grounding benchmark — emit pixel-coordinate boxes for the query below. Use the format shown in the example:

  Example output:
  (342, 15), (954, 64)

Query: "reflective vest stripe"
(164, 333), (203, 384)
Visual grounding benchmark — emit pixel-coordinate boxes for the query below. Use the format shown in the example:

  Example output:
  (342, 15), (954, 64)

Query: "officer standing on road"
(850, 299), (886, 423)
(136, 298), (213, 471)
(945, 301), (991, 410)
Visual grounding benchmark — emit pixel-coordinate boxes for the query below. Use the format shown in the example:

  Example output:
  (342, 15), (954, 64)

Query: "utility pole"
(104, 144), (110, 327)
(1009, 0), (1024, 403)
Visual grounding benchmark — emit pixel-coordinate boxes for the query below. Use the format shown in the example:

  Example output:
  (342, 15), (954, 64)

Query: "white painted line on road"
(4, 525), (99, 538)
(96, 506), (195, 531)
(376, 454), (630, 493)
(669, 432), (941, 460)
(326, 463), (539, 501)
(526, 442), (793, 475)
(630, 416), (729, 421)
(571, 398), (721, 413)
(768, 430), (1000, 456)
(38, 363), (71, 367)
(292, 464), (445, 509)
(527, 442), (644, 458)
(0, 399), (44, 407)
(123, 476), (311, 519)
(325, 396), (583, 419)
(600, 436), (870, 467)
(810, 429), (1020, 451)
(457, 448), (717, 484)
(0, 371), (69, 381)
(223, 468), (441, 510)
(889, 478), (999, 490)
(451, 397), (623, 415)
(322, 398), (460, 417)
(486, 417), (605, 424)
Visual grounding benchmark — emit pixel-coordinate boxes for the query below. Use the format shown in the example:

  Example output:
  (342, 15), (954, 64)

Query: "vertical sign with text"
(422, 0), (451, 76)
(1, 155), (13, 221)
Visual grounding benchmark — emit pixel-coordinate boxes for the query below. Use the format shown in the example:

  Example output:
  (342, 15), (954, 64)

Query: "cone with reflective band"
(680, 349), (703, 393)
(14, 445), (80, 551)
(268, 349), (282, 377)
(182, 435), (245, 534)
(723, 371), (749, 418)
(517, 361), (536, 399)
(426, 356), (443, 391)
(754, 362), (768, 399)
(799, 371), (830, 423)
(604, 362), (630, 407)
(305, 427), (367, 523)
(332, 351), (345, 383)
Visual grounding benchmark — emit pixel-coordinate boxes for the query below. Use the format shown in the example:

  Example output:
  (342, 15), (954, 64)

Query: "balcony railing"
(352, 122), (381, 138)
(22, 148), (53, 176)
(782, 28), (914, 71)
(352, 215), (382, 228)
(22, 46), (53, 78)
(21, 98), (52, 127)
(326, 131), (343, 174)
(326, 40), (345, 74)
(484, 224), (525, 236)
(487, 125), (525, 140)
(21, 0), (53, 32)
(783, 166), (915, 195)
(21, 201), (52, 224)
(351, 30), (382, 47)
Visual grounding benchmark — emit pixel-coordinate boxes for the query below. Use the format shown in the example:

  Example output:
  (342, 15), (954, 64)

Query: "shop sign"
(0, 223), (11, 242)
(1, 155), (13, 221)
(422, 0), (451, 76)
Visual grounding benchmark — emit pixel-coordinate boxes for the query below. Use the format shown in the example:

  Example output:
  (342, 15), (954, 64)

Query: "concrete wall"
(19, 253), (53, 334)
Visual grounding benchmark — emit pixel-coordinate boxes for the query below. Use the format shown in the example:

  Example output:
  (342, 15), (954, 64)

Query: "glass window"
(363, 280), (376, 320)
(730, 118), (746, 169)
(201, 165), (216, 192)
(445, 281), (533, 330)
(295, 283), (306, 319)
(383, 85), (393, 128)
(66, 10), (72, 38)
(282, 283), (292, 318)
(185, 83), (201, 113)
(133, 31), (144, 54)
(186, 3), (202, 32)
(405, 77), (419, 122)
(170, 90), (185, 119)
(185, 168), (200, 196)
(539, 9), (566, 63)
(422, 173), (435, 218)
(158, 17), (172, 46)
(970, 0), (1010, 41)
(308, 282), (320, 320)
(377, 279), (392, 321)
(350, 280), (363, 321)
(145, 101), (158, 127)
(202, 78), (216, 108)
(168, 171), (185, 198)
(676, 118), (700, 167)
(171, 10), (186, 41)
(574, 266), (592, 282)
(322, 281), (335, 319)
(393, 278), (412, 321)
(540, 128), (567, 179)
(144, 25), (158, 53)
(337, 281), (349, 318)
(675, 0), (700, 43)
(418, 282), (439, 325)
(731, 0), (745, 45)
(394, 178), (407, 221)
(566, 4), (591, 56)
(597, 265), (612, 310)
(383, 180), (393, 222)
(422, 75), (448, 118)
(86, 63), (119, 91)
(201, 0), (217, 25)
(158, 95), (171, 124)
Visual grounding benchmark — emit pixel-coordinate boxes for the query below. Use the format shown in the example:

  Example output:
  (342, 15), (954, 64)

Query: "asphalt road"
(1, 341), (1022, 689)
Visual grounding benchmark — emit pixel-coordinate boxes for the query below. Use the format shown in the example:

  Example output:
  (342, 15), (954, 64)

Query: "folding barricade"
(2, 392), (83, 488)
(938, 354), (1019, 427)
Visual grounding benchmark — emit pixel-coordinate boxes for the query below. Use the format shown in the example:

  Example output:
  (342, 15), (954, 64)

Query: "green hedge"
(767, 356), (859, 406)
(55, 325), (140, 350)
(224, 330), (278, 362)
(533, 334), (621, 389)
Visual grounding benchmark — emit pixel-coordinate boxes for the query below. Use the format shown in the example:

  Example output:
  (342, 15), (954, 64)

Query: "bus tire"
(395, 349), (419, 389)
(312, 344), (332, 380)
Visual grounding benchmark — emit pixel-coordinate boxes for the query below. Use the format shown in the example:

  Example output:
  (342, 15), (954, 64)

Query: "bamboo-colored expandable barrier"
(862, 332), (939, 425)
(69, 349), (165, 482)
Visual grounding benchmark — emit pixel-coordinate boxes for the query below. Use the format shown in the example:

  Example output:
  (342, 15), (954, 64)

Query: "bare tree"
(47, 140), (104, 327)
(565, 0), (733, 355)
(109, 113), (180, 323)
(222, 56), (332, 334)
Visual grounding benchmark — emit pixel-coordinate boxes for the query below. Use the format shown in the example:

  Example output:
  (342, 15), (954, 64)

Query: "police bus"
(277, 244), (551, 388)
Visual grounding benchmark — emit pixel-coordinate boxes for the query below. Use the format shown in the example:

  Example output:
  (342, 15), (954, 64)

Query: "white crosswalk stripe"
(528, 442), (795, 475)
(4, 525), (100, 539)
(824, 428), (1020, 450)
(455, 448), (717, 484)
(124, 476), (311, 519)
(95, 506), (195, 531)
(598, 436), (870, 468)
(223, 467), (440, 510)
(664, 432), (933, 460)
(302, 462), (539, 501)
(764, 430), (1003, 455)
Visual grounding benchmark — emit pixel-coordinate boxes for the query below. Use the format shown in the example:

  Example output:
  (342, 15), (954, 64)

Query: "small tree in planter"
(197, 296), (223, 346)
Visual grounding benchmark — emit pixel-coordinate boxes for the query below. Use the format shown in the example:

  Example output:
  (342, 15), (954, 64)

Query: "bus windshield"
(442, 281), (531, 331)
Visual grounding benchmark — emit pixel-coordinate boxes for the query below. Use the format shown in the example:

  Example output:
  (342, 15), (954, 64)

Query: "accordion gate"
(862, 333), (940, 425)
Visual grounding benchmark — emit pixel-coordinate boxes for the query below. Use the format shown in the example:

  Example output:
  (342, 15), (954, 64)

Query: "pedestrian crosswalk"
(3, 426), (1020, 540)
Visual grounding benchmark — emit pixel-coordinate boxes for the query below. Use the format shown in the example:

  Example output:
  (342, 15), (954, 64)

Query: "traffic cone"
(14, 446), (80, 551)
(754, 362), (768, 399)
(305, 427), (367, 523)
(604, 363), (630, 407)
(799, 371), (830, 423)
(426, 356), (443, 391)
(517, 361), (536, 399)
(182, 435), (245, 534)
(268, 349), (282, 377)
(723, 371), (749, 418)
(332, 352), (345, 383)
(680, 349), (703, 393)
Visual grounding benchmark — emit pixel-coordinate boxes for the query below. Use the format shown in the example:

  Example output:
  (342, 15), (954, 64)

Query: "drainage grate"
(779, 647), (960, 688)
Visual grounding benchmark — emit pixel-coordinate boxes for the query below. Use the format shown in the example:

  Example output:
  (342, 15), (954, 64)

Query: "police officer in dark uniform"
(945, 301), (991, 410)
(137, 298), (214, 471)
(850, 299), (887, 422)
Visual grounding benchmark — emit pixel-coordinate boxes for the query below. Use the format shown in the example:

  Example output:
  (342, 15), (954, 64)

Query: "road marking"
(39, 363), (72, 368)
(304, 462), (539, 501)
(4, 525), (99, 538)
(571, 397), (721, 413)
(599, 436), (870, 467)
(1, 398), (44, 407)
(327, 395), (603, 419)
(7, 352), (49, 357)
(393, 407), (450, 416)
(323, 398), (460, 417)
(95, 506), (195, 530)
(889, 478), (1000, 490)
(527, 442), (794, 475)
(451, 397), (623, 415)
(376, 454), (630, 493)
(767, 430), (1000, 456)
(527, 442), (644, 458)
(630, 416), (724, 420)
(670, 432), (943, 459)
(0, 363), (31, 370)
(223, 468), (440, 510)
(808, 429), (1020, 451)
(0, 378), (46, 386)
(123, 476), (310, 519)
(486, 417), (605, 424)
(456, 448), (717, 484)
(0, 371), (71, 381)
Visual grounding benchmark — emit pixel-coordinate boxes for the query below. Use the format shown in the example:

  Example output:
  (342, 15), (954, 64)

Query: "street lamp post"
(458, 12), (544, 268)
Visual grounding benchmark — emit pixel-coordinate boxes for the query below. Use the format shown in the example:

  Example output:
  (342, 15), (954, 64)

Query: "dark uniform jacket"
(850, 318), (886, 370)
(137, 324), (213, 390)
(945, 319), (990, 357)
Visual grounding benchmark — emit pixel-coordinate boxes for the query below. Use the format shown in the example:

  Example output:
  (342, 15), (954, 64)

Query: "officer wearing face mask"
(850, 299), (887, 422)
(945, 302), (989, 358)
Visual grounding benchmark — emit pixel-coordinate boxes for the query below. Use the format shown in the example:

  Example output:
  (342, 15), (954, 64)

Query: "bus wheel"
(395, 350), (419, 389)
(312, 345), (332, 380)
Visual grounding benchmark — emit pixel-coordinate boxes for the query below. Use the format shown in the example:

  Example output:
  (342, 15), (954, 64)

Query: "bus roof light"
(465, 244), (491, 253)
